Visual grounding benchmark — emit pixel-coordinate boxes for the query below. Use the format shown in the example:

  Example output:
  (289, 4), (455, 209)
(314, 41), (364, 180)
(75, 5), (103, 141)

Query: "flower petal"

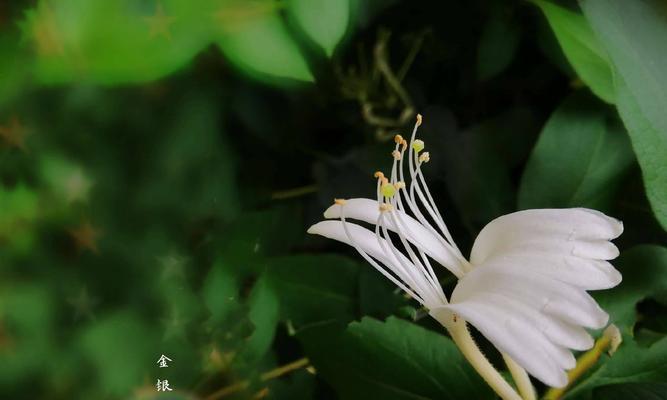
(307, 220), (442, 306)
(452, 260), (609, 329)
(324, 198), (465, 276)
(487, 252), (621, 290)
(470, 208), (623, 294)
(443, 300), (569, 388)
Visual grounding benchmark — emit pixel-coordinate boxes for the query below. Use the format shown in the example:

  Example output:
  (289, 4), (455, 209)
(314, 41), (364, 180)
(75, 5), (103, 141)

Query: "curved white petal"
(471, 208), (623, 291)
(489, 252), (621, 290)
(307, 220), (444, 307)
(324, 198), (465, 276)
(452, 260), (609, 329)
(443, 301), (569, 388)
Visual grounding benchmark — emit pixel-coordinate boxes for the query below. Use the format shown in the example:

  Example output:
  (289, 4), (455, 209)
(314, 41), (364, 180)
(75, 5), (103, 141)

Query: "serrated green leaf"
(532, 0), (614, 103)
(593, 382), (667, 400)
(518, 93), (634, 210)
(288, 0), (350, 57)
(581, 0), (667, 230)
(298, 317), (494, 400)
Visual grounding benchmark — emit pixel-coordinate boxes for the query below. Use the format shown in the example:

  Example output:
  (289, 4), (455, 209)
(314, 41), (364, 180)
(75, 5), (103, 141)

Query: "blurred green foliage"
(0, 0), (666, 399)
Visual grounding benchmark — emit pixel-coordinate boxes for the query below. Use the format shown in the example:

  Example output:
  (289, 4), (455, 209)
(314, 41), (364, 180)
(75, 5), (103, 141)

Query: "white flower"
(307, 115), (622, 392)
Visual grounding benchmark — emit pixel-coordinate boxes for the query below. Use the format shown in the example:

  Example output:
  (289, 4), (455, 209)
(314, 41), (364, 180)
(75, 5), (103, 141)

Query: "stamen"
(394, 134), (404, 144)
(394, 181), (405, 190)
(401, 139), (408, 151)
(392, 150), (401, 160)
(416, 113), (422, 127)
(374, 171), (385, 179)
(419, 152), (430, 163)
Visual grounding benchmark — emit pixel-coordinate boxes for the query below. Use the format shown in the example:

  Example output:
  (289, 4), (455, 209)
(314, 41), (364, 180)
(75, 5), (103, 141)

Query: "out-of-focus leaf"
(593, 382), (667, 400)
(0, 184), (39, 254)
(565, 246), (667, 398)
(298, 317), (494, 400)
(518, 93), (633, 210)
(288, 0), (349, 57)
(266, 254), (359, 326)
(139, 90), (239, 221)
(581, 0), (667, 230)
(202, 259), (240, 325)
(476, 9), (520, 81)
(0, 285), (54, 385)
(358, 267), (405, 317)
(80, 312), (159, 396)
(215, 1), (313, 82)
(235, 274), (279, 366)
(21, 0), (210, 84)
(531, 0), (614, 103)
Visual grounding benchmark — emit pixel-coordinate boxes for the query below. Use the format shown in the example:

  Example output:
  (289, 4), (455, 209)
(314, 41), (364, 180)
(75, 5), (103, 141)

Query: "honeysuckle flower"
(308, 115), (622, 398)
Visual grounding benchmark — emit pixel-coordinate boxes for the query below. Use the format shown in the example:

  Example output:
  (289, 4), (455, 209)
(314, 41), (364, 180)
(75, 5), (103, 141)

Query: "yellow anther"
(394, 181), (405, 190)
(379, 203), (394, 212)
(374, 171), (385, 179)
(381, 183), (396, 198)
(401, 139), (408, 151)
(334, 198), (347, 205)
(394, 134), (404, 144)
(391, 150), (401, 160)
(416, 114), (423, 127)
(419, 152), (430, 163)
(412, 139), (425, 153)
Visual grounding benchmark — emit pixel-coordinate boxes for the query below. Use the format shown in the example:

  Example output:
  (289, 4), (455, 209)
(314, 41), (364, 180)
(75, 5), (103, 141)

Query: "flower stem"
(502, 352), (536, 400)
(205, 357), (310, 400)
(447, 320), (522, 400)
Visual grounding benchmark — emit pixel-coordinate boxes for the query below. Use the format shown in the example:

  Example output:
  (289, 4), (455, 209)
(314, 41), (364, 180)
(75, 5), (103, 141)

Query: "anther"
(401, 139), (408, 151)
(416, 114), (423, 127)
(392, 150), (401, 160)
(394, 181), (405, 190)
(394, 134), (404, 144)
(381, 183), (396, 198)
(419, 152), (430, 163)
(412, 139), (424, 153)
(334, 198), (347, 205)
(379, 203), (394, 212)
(374, 171), (385, 179)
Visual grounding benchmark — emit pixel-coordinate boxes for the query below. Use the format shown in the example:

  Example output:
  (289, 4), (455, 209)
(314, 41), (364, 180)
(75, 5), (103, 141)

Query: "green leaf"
(476, 10), (520, 81)
(519, 93), (633, 210)
(80, 312), (159, 396)
(531, 0), (614, 103)
(266, 254), (360, 326)
(288, 0), (350, 57)
(235, 274), (280, 366)
(215, 1), (313, 82)
(593, 382), (667, 400)
(581, 0), (667, 230)
(202, 259), (240, 325)
(298, 317), (494, 400)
